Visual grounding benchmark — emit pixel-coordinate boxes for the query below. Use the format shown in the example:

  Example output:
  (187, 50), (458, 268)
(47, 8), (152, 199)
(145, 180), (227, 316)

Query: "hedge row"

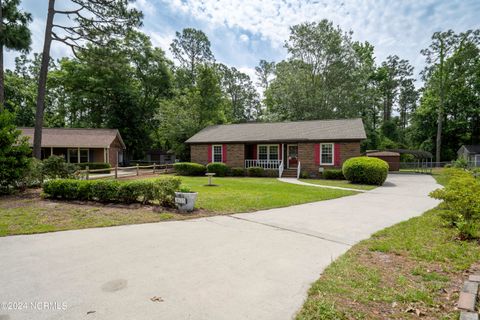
(43, 176), (181, 206)
(342, 157), (388, 185)
(173, 162), (206, 176)
(322, 169), (345, 180)
(174, 162), (248, 177)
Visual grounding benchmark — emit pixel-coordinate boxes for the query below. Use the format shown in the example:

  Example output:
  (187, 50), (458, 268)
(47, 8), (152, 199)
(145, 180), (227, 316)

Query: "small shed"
(366, 151), (400, 171)
(458, 145), (480, 167)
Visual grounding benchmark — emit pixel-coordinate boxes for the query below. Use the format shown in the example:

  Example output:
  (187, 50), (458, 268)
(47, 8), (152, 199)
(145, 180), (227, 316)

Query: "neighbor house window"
(258, 145), (278, 161)
(68, 148), (89, 163)
(212, 145), (223, 162)
(320, 143), (334, 165)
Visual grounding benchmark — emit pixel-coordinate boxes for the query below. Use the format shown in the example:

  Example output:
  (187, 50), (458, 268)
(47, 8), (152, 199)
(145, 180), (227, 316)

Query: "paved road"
(0, 174), (440, 320)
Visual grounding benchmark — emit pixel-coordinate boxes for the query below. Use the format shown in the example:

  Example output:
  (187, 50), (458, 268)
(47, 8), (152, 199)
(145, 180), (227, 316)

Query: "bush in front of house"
(430, 172), (480, 239)
(247, 166), (264, 177)
(19, 158), (44, 188)
(230, 167), (245, 176)
(42, 155), (77, 179)
(173, 162), (206, 176)
(43, 176), (181, 206)
(342, 157), (388, 185)
(206, 162), (229, 177)
(0, 110), (31, 194)
(322, 169), (345, 180)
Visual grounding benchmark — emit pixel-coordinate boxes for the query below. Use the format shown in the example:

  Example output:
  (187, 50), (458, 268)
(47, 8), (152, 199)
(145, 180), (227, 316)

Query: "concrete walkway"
(278, 177), (368, 192)
(0, 174), (440, 320)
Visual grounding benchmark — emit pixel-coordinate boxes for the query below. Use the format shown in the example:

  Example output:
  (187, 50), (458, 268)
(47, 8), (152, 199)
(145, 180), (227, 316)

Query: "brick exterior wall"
(190, 141), (360, 176)
(190, 144), (209, 165)
(298, 141), (361, 176)
(190, 144), (245, 167)
(107, 136), (124, 166)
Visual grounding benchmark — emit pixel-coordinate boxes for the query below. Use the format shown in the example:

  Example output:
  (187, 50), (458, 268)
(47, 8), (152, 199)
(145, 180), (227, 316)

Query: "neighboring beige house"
(186, 118), (366, 178)
(458, 145), (480, 167)
(19, 128), (126, 167)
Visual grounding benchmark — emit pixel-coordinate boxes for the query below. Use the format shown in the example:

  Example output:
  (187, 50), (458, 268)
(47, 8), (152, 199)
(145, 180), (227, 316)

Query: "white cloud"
(161, 0), (480, 77)
(239, 34), (249, 42)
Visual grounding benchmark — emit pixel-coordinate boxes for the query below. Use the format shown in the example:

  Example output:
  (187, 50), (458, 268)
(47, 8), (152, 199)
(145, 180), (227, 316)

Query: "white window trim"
(257, 144), (279, 161)
(212, 144), (223, 163)
(320, 143), (334, 165)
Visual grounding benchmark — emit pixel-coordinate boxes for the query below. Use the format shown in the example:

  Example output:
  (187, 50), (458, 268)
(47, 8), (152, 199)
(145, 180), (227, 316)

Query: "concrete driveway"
(0, 174), (440, 320)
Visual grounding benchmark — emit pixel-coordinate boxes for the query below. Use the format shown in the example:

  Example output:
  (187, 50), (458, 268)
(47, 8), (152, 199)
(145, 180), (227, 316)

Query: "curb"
(459, 275), (480, 320)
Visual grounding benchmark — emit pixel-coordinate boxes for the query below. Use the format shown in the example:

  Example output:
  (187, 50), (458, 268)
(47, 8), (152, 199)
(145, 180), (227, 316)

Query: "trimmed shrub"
(230, 167), (245, 177)
(322, 169), (345, 180)
(174, 162), (206, 176)
(430, 174), (480, 239)
(207, 162), (229, 176)
(42, 155), (77, 179)
(342, 157), (388, 185)
(43, 176), (181, 206)
(247, 166), (264, 177)
(19, 158), (44, 189)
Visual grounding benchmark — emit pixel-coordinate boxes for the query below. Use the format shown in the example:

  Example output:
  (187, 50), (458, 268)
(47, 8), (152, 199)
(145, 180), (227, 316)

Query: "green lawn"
(299, 179), (377, 191)
(296, 169), (479, 319)
(179, 177), (356, 213)
(0, 176), (356, 236)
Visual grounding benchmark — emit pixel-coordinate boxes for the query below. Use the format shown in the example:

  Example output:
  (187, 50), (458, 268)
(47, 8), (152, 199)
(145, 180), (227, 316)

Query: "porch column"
(77, 147), (80, 163)
(50, 147), (53, 157)
(103, 148), (106, 163)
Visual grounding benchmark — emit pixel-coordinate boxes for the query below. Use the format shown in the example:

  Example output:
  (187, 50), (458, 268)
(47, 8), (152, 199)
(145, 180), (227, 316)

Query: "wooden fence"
(76, 164), (174, 180)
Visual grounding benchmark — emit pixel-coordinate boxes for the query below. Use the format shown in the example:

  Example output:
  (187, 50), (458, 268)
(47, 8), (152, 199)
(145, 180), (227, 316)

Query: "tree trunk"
(0, 0), (4, 111)
(435, 41), (445, 164)
(0, 44), (4, 111)
(33, 0), (55, 159)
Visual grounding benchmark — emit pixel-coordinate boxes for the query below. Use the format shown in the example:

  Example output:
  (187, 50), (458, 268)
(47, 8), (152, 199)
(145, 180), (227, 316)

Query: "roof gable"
(463, 145), (480, 154)
(19, 128), (126, 149)
(186, 119), (366, 144)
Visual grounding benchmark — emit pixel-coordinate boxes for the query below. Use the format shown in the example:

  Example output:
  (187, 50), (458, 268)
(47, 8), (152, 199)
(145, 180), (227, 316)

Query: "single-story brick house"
(457, 145), (480, 167)
(185, 118), (366, 177)
(19, 127), (126, 167)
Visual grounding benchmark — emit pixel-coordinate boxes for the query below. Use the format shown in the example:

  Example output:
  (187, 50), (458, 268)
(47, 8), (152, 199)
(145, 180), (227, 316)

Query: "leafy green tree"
(255, 60), (275, 91)
(0, 110), (31, 194)
(0, 0), (32, 109)
(170, 28), (214, 85)
(33, 0), (142, 159)
(218, 64), (261, 122)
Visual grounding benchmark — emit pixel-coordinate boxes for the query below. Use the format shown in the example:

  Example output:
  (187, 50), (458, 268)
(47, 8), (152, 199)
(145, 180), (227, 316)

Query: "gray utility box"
(174, 192), (198, 212)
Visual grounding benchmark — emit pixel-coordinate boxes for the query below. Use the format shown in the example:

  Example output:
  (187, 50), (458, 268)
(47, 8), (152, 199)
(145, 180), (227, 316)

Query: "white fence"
(245, 159), (282, 170)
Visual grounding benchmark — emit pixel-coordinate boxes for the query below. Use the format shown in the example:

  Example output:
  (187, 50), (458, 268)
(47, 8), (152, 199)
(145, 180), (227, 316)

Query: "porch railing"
(245, 159), (282, 170)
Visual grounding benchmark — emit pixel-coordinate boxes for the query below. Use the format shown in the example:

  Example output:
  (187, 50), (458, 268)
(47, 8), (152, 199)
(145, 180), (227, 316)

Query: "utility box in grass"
(174, 192), (198, 212)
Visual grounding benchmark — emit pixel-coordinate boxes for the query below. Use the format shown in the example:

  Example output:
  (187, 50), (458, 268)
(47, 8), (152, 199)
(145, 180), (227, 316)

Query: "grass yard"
(179, 177), (356, 213)
(296, 168), (479, 319)
(0, 176), (355, 237)
(299, 179), (377, 191)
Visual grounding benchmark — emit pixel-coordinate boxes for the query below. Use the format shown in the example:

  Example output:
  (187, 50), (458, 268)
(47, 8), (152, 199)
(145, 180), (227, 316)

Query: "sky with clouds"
(4, 0), (480, 83)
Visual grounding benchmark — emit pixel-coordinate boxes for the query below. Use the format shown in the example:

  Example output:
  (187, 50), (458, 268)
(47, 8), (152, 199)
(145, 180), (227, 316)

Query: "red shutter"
(222, 144), (227, 163)
(252, 144), (257, 159)
(207, 145), (212, 163)
(334, 143), (341, 167)
(314, 144), (320, 165)
(278, 144), (282, 161)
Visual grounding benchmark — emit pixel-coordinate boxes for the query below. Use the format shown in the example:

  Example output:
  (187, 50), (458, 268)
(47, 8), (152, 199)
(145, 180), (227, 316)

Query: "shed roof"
(463, 145), (480, 154)
(185, 118), (366, 144)
(367, 151), (400, 157)
(19, 127), (126, 149)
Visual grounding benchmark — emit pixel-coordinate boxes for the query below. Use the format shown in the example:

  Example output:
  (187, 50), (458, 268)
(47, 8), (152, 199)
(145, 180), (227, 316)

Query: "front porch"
(40, 147), (116, 165)
(244, 143), (300, 178)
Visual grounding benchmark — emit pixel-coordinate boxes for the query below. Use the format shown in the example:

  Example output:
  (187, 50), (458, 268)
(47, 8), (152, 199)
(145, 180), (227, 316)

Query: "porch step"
(282, 169), (297, 178)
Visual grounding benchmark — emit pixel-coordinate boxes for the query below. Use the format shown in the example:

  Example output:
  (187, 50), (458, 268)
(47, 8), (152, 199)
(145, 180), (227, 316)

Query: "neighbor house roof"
(185, 118), (366, 144)
(19, 127), (126, 149)
(462, 145), (480, 154)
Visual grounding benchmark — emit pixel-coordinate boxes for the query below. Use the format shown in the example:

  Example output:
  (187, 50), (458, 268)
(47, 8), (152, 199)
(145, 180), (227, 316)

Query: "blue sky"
(4, 0), (480, 82)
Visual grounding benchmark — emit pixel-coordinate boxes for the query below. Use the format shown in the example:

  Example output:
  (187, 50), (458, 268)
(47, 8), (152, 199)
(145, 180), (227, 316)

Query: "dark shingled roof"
(185, 118), (366, 144)
(464, 145), (480, 154)
(19, 127), (126, 149)
(366, 151), (400, 157)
